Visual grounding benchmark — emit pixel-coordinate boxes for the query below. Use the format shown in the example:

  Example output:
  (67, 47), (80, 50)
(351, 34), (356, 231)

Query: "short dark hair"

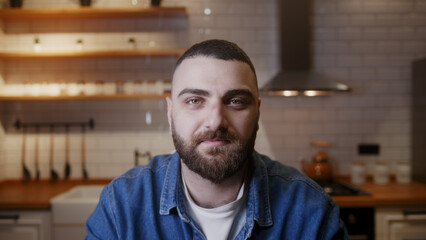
(175, 39), (257, 81)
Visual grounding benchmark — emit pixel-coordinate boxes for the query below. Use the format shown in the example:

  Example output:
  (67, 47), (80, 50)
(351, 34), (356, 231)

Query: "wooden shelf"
(0, 49), (186, 59)
(0, 7), (188, 21)
(0, 93), (170, 101)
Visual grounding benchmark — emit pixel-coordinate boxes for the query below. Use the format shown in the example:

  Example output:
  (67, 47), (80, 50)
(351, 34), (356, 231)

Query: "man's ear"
(166, 96), (172, 131)
(256, 97), (261, 131)
(257, 97), (261, 119)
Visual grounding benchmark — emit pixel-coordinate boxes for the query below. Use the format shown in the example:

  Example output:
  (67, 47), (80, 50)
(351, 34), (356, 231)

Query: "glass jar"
(39, 81), (49, 95)
(84, 82), (96, 95)
(23, 81), (32, 96)
(134, 80), (143, 94)
(46, 82), (60, 96)
(147, 79), (157, 94)
(351, 161), (366, 185)
(95, 80), (105, 95)
(58, 80), (68, 96)
(154, 79), (164, 94)
(67, 82), (80, 96)
(104, 81), (116, 95)
(116, 80), (125, 94)
(77, 81), (85, 95)
(124, 81), (134, 95)
(374, 161), (389, 185)
(163, 80), (172, 94)
(396, 161), (411, 184)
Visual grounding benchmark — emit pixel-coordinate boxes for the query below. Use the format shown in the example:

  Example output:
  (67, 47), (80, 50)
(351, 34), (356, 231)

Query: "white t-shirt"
(182, 176), (247, 240)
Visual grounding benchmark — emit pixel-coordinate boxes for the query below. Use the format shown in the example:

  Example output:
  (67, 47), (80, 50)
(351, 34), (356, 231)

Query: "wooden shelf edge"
(0, 93), (170, 101)
(0, 7), (188, 20)
(0, 49), (186, 59)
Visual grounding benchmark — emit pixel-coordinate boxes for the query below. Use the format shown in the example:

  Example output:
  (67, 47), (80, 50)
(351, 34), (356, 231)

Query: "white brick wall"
(1, 0), (425, 180)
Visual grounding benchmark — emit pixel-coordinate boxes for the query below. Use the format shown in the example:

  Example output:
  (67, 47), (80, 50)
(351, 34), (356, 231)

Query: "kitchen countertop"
(0, 178), (426, 210)
(0, 179), (111, 210)
(336, 179), (426, 208)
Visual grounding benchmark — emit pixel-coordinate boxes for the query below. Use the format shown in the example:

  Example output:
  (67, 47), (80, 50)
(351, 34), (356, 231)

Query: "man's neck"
(181, 160), (248, 209)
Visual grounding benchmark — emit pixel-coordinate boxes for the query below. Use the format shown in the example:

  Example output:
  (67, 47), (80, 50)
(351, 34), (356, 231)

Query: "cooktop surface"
(319, 181), (370, 196)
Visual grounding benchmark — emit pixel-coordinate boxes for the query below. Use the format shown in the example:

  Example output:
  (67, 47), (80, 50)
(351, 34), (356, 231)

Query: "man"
(85, 39), (347, 239)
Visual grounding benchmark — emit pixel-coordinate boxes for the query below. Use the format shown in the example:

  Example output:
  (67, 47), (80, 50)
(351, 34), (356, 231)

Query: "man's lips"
(200, 138), (230, 147)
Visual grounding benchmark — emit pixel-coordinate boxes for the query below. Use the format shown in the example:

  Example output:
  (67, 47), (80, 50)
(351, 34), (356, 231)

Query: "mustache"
(192, 129), (238, 145)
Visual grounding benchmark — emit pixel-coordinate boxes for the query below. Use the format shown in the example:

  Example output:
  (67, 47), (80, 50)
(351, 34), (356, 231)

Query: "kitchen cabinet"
(0, 210), (51, 240)
(0, 6), (187, 101)
(376, 207), (426, 240)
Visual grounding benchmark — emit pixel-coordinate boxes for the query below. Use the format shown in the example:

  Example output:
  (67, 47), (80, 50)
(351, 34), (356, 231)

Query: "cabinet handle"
(0, 214), (20, 220)
(403, 209), (426, 216)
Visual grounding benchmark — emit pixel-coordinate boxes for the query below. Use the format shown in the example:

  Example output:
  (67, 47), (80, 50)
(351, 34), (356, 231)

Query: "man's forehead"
(172, 56), (258, 92)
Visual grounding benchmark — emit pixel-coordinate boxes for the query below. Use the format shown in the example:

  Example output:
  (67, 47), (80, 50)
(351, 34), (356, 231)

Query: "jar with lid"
(104, 81), (116, 95)
(23, 81), (32, 96)
(39, 81), (49, 96)
(134, 80), (143, 94)
(116, 80), (125, 94)
(46, 81), (60, 96)
(396, 161), (411, 184)
(58, 80), (68, 96)
(123, 81), (134, 95)
(84, 82), (96, 95)
(95, 80), (105, 95)
(374, 161), (389, 185)
(77, 81), (85, 95)
(67, 82), (80, 96)
(147, 79), (157, 94)
(154, 79), (164, 94)
(163, 80), (172, 94)
(351, 161), (366, 185)
(32, 82), (42, 96)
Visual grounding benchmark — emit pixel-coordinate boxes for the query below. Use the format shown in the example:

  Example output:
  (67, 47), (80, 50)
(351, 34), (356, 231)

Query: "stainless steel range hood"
(261, 0), (350, 97)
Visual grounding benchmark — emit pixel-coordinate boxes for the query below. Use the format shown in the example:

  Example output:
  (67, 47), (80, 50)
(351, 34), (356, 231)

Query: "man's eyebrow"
(224, 89), (255, 99)
(178, 88), (210, 97)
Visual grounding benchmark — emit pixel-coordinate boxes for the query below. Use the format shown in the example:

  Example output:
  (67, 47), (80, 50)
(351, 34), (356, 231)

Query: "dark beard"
(171, 122), (257, 184)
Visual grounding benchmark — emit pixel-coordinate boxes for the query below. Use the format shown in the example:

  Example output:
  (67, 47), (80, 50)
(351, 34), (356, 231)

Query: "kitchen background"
(0, 0), (425, 180)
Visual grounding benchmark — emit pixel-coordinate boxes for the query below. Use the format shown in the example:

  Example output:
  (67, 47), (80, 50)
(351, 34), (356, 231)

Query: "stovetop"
(318, 181), (370, 196)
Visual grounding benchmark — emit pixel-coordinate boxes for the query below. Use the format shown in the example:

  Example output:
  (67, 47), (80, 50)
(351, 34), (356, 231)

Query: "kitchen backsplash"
(0, 0), (425, 180)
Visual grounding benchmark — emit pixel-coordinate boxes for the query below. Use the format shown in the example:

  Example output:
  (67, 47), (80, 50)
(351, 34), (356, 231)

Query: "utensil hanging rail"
(14, 118), (95, 130)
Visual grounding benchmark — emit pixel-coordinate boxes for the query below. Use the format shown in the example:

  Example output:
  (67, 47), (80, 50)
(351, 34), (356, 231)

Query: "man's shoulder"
(255, 152), (330, 200)
(256, 152), (307, 181)
(109, 153), (178, 187)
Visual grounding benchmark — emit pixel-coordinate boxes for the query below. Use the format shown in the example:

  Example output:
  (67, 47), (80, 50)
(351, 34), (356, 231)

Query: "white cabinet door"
(376, 207), (426, 240)
(53, 225), (86, 240)
(0, 211), (51, 240)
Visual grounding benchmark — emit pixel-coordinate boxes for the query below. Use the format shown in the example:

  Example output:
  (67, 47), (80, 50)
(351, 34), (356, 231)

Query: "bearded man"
(85, 39), (347, 240)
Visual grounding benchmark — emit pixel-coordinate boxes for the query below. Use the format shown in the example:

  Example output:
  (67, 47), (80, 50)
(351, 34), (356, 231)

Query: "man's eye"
(230, 98), (246, 105)
(187, 98), (202, 105)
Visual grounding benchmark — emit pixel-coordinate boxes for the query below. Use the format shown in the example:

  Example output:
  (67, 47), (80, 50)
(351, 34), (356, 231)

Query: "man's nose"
(205, 103), (228, 131)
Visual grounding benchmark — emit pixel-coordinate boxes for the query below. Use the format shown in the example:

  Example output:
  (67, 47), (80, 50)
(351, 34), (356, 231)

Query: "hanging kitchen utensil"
(49, 125), (59, 182)
(34, 126), (40, 181)
(81, 124), (88, 180)
(21, 126), (31, 182)
(64, 125), (71, 180)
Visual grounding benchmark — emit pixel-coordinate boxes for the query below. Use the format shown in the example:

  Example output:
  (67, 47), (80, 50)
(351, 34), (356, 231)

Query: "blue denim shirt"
(85, 151), (347, 239)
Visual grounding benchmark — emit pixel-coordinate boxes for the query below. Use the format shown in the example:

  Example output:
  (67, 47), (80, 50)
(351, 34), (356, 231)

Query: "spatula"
(64, 125), (71, 180)
(81, 125), (88, 180)
(49, 125), (59, 182)
(34, 126), (40, 181)
(21, 126), (31, 182)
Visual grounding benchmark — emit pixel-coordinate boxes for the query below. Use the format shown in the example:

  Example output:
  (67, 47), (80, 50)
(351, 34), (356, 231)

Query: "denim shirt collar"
(159, 152), (181, 216)
(158, 151), (273, 227)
